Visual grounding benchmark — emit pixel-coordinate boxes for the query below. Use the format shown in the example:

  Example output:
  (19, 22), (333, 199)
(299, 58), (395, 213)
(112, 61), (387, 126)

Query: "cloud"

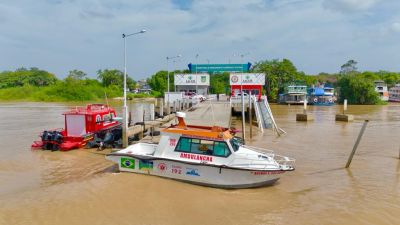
(391, 22), (400, 32)
(323, 0), (381, 12)
(1, 0), (400, 78)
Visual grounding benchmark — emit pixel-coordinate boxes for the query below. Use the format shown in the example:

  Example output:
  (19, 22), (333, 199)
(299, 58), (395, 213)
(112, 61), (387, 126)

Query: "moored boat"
(278, 85), (307, 104)
(307, 85), (336, 105)
(106, 112), (295, 189)
(31, 104), (121, 151)
(389, 84), (400, 102)
(374, 80), (389, 101)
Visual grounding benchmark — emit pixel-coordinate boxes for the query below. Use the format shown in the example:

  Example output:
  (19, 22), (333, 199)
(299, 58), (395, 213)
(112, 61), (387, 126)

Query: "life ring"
(328, 98), (333, 103)
(313, 98), (318, 103)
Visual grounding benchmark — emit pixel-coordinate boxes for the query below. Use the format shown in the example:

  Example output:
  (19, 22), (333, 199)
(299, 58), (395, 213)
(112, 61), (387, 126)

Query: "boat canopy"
(162, 113), (233, 140)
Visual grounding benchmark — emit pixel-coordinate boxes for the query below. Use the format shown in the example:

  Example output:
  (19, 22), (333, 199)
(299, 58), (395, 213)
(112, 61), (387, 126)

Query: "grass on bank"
(0, 81), (163, 102)
(0, 81), (122, 102)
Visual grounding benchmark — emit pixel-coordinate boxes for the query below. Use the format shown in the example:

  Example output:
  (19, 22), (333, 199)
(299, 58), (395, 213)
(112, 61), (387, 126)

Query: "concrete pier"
(296, 113), (314, 121)
(335, 114), (354, 122)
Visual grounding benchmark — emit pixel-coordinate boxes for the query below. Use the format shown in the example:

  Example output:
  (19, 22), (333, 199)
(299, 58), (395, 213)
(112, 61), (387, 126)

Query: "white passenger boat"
(106, 112), (295, 189)
(374, 80), (389, 101)
(389, 84), (400, 102)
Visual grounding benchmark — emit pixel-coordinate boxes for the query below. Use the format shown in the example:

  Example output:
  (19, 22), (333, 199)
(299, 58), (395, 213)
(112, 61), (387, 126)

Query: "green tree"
(210, 72), (229, 94)
(97, 69), (136, 90)
(0, 67), (57, 88)
(340, 60), (358, 75)
(252, 58), (301, 101)
(67, 70), (87, 80)
(337, 75), (379, 104)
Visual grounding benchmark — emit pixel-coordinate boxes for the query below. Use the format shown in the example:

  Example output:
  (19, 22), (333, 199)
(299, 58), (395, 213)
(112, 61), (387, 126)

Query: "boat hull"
(106, 154), (285, 189)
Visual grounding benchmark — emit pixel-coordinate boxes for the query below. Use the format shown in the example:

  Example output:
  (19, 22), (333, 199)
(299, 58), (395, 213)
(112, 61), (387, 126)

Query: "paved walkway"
(184, 98), (231, 128)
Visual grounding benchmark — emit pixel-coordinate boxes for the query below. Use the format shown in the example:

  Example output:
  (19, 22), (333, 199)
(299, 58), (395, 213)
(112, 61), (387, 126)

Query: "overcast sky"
(1, 0), (400, 79)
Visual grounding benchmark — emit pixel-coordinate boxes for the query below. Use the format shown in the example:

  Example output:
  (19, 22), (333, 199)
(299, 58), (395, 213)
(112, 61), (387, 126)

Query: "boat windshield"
(230, 137), (243, 152)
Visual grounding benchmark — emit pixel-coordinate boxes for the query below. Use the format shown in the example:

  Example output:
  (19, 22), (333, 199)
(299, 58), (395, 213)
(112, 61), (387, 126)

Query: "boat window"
(176, 137), (191, 152)
(213, 142), (230, 157)
(230, 137), (243, 152)
(174, 137), (231, 157)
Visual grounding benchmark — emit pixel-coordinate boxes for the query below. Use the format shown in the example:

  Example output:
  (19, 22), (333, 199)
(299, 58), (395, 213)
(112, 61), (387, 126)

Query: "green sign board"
(188, 63), (251, 73)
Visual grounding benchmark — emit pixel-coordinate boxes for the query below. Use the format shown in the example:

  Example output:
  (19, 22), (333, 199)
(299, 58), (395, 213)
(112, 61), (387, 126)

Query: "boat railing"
(228, 152), (295, 169)
(230, 146), (296, 169)
(273, 154), (296, 168)
(241, 145), (274, 155)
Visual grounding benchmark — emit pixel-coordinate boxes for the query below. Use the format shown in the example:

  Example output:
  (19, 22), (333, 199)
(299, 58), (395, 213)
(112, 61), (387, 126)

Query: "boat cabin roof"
(162, 117), (233, 141)
(63, 104), (115, 116)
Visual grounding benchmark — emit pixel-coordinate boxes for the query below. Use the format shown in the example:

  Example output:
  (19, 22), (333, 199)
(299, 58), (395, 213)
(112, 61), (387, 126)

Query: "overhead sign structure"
(188, 63), (251, 74)
(174, 74), (210, 86)
(229, 73), (265, 85)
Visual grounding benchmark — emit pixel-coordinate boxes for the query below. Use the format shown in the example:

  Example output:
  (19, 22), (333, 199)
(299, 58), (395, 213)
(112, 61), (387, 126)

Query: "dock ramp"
(253, 96), (286, 136)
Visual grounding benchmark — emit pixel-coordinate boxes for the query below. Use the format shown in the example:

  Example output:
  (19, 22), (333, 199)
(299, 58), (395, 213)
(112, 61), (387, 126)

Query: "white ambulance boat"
(106, 112), (295, 189)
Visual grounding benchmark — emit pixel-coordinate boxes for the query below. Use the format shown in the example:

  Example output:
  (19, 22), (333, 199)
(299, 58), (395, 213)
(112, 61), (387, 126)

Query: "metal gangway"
(252, 96), (286, 136)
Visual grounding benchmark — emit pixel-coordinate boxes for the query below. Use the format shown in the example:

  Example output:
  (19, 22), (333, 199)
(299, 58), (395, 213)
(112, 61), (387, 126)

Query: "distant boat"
(374, 80), (389, 101)
(389, 84), (400, 102)
(278, 85), (307, 104)
(307, 85), (336, 105)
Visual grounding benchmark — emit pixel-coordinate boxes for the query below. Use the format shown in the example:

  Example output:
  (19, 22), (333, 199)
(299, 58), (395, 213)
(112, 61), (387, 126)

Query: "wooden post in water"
(345, 120), (369, 168)
(128, 111), (132, 127)
(142, 109), (146, 139)
(249, 92), (252, 139)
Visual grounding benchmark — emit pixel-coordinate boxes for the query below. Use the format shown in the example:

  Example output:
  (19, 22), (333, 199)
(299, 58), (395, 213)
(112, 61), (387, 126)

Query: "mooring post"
(142, 109), (146, 138)
(345, 120), (369, 168)
(128, 111), (132, 127)
(249, 92), (252, 139)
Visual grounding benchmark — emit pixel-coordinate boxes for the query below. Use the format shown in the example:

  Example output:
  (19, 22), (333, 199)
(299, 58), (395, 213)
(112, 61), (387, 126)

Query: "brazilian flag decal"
(139, 160), (153, 170)
(121, 157), (135, 169)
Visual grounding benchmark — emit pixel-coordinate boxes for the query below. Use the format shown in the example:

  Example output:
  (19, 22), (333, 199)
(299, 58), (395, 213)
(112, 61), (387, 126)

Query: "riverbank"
(0, 85), (159, 102)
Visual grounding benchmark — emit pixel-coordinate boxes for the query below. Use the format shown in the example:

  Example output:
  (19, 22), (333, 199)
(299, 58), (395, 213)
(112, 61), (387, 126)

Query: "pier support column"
(159, 99), (164, 117)
(150, 103), (155, 121)
(336, 99), (353, 122)
(296, 100), (313, 122)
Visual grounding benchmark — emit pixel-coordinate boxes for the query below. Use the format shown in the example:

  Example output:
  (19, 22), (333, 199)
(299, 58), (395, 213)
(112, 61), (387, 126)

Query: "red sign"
(158, 163), (167, 172)
(180, 153), (213, 162)
(169, 138), (177, 146)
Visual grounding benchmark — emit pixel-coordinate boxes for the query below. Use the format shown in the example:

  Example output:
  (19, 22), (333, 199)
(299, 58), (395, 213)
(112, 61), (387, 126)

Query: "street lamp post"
(195, 54), (199, 94)
(166, 54), (181, 104)
(237, 52), (249, 142)
(122, 29), (146, 148)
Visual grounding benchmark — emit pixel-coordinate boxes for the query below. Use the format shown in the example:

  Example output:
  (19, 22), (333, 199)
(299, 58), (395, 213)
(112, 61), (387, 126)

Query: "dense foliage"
(97, 69), (136, 90)
(0, 68), (127, 101)
(2, 59), (400, 104)
(337, 74), (380, 104)
(0, 67), (57, 89)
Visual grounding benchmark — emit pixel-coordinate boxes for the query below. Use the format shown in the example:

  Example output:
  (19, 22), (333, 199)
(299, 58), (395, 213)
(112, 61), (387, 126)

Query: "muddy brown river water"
(0, 101), (399, 225)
